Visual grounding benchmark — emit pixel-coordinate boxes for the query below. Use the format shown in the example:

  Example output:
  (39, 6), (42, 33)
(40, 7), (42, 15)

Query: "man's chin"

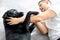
(41, 10), (45, 12)
(41, 9), (47, 12)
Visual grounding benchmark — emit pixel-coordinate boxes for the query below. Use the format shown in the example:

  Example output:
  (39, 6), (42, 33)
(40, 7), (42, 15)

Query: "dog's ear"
(28, 11), (39, 15)
(2, 11), (8, 18)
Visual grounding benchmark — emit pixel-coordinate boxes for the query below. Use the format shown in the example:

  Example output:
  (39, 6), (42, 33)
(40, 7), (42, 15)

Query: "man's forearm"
(35, 22), (48, 34)
(19, 17), (25, 23)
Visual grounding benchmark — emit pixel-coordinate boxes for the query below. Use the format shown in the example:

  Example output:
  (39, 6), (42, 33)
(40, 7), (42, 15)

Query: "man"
(31, 1), (49, 40)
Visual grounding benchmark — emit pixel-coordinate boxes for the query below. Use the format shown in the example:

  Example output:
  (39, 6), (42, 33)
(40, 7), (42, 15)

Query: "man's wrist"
(18, 17), (25, 23)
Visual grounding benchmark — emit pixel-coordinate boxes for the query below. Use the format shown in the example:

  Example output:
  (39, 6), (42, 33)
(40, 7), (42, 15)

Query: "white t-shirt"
(46, 0), (60, 40)
(0, 0), (40, 40)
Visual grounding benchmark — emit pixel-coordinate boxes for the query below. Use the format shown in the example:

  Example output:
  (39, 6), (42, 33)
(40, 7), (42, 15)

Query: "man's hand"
(6, 17), (24, 25)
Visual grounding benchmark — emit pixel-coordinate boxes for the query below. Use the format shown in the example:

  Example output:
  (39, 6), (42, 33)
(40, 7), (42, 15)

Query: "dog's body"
(3, 9), (39, 40)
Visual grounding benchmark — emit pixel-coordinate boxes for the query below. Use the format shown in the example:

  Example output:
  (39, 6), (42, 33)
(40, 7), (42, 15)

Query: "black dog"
(2, 9), (39, 40)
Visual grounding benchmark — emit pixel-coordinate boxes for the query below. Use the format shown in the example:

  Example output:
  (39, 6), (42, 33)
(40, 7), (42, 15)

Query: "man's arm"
(6, 9), (56, 25)
(35, 22), (48, 34)
(30, 9), (56, 23)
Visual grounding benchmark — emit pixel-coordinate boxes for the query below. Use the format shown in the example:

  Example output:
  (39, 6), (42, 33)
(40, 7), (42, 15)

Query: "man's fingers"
(7, 22), (11, 24)
(8, 23), (15, 25)
(9, 24), (15, 25)
(6, 19), (11, 21)
(7, 22), (16, 25)
(8, 17), (13, 19)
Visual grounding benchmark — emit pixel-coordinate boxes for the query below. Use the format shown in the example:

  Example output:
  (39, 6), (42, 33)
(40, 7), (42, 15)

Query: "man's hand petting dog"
(6, 17), (24, 25)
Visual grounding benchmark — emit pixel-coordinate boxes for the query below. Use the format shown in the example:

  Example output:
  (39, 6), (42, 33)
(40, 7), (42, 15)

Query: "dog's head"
(2, 9), (24, 28)
(3, 9), (24, 19)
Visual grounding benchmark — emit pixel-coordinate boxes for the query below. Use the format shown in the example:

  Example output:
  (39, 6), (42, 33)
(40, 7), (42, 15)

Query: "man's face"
(38, 2), (48, 12)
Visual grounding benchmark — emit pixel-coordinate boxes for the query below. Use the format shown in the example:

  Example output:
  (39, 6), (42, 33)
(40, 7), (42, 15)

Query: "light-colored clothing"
(46, 0), (60, 40)
(31, 27), (49, 40)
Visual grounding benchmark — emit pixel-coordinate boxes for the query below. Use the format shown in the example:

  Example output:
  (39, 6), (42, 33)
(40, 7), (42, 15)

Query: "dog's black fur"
(2, 9), (39, 40)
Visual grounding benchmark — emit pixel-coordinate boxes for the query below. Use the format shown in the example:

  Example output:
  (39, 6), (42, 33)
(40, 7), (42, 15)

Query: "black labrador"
(2, 9), (39, 40)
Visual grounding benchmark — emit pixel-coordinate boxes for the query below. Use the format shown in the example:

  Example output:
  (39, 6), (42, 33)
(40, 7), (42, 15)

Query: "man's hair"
(38, 0), (51, 5)
(38, 0), (45, 5)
